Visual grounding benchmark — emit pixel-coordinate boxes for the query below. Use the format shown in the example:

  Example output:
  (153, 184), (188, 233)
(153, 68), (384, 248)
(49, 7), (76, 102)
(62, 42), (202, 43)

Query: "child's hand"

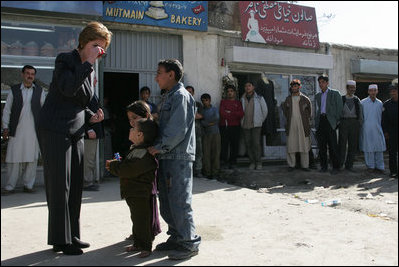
(105, 159), (115, 171)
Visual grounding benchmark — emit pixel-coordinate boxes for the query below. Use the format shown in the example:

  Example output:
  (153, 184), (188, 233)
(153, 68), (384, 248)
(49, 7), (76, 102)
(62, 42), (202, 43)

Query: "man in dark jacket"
(382, 84), (398, 178)
(338, 80), (363, 172)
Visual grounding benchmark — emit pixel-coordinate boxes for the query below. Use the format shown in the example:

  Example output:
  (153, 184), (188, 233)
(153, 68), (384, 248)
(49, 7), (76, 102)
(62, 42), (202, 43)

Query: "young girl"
(106, 118), (161, 258)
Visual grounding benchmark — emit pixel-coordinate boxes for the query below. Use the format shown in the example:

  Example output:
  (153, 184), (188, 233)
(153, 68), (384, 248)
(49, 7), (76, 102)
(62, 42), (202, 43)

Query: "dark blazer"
(315, 88), (343, 130)
(39, 49), (95, 137)
(9, 83), (43, 136)
(109, 145), (158, 199)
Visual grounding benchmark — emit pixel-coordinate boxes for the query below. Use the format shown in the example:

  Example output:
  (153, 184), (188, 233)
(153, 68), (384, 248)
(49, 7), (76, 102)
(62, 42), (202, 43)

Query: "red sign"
(239, 1), (320, 49)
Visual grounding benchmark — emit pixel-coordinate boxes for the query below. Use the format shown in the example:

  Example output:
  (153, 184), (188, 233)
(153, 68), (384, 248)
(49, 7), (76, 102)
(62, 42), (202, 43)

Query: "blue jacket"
(154, 82), (196, 161)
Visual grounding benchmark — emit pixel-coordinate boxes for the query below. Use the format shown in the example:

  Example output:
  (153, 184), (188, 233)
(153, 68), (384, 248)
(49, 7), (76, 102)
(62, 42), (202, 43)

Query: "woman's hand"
(89, 108), (104, 124)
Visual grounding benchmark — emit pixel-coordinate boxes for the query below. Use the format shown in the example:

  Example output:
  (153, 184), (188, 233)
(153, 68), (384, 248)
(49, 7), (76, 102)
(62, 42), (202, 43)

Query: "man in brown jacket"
(282, 79), (312, 171)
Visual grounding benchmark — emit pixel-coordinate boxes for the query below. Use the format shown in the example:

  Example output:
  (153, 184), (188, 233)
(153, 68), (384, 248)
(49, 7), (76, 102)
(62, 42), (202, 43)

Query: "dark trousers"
(338, 118), (360, 168)
(316, 116), (340, 170)
(39, 129), (84, 245)
(220, 125), (240, 165)
(388, 130), (398, 175)
(125, 197), (153, 251)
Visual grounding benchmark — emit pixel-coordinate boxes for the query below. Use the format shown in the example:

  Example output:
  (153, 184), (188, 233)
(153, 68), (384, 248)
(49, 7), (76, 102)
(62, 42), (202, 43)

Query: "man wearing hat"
(360, 84), (386, 174)
(338, 80), (363, 172)
(382, 84), (398, 178)
(282, 79), (312, 171)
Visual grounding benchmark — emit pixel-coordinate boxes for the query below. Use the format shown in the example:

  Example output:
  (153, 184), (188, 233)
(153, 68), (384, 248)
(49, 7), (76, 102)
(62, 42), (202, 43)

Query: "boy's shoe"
(256, 164), (263, 170)
(168, 249), (199, 260)
(155, 242), (180, 251)
(1, 189), (15, 196)
(83, 184), (99, 191)
(23, 186), (35, 193)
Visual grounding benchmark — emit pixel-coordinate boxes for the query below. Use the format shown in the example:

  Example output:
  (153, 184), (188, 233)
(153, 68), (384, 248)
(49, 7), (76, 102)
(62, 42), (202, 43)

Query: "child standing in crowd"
(106, 118), (161, 258)
(219, 85), (244, 169)
(200, 93), (221, 179)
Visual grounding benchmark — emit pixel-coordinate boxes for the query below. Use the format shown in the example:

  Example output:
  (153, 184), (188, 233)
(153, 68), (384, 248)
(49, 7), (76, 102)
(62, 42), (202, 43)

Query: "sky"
(296, 1), (398, 49)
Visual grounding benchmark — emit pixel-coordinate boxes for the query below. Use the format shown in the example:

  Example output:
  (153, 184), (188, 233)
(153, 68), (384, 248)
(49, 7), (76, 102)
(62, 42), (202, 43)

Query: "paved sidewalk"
(1, 171), (398, 266)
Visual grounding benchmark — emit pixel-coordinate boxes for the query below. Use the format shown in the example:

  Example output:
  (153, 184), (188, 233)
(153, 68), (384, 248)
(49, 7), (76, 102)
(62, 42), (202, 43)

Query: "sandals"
(125, 245), (140, 252)
(125, 245), (151, 258)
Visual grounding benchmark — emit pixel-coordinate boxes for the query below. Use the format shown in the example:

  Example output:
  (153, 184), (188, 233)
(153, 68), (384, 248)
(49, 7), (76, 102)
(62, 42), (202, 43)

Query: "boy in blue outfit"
(200, 93), (221, 178)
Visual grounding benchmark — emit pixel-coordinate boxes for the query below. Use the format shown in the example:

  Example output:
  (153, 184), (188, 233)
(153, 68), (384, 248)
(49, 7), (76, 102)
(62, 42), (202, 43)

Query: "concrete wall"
(329, 44), (398, 94)
(183, 34), (223, 106)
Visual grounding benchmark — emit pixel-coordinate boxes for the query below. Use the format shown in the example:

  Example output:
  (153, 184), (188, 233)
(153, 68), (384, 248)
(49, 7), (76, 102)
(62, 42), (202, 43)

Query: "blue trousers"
(158, 159), (201, 251)
(364, 152), (384, 170)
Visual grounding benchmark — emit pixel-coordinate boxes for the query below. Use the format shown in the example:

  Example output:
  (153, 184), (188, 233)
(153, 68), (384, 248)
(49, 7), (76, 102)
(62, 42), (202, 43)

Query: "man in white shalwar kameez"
(360, 84), (386, 174)
(2, 65), (46, 194)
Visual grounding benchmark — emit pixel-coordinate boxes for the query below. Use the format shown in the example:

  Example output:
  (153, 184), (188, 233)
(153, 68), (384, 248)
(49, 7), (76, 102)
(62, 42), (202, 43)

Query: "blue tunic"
(360, 97), (386, 152)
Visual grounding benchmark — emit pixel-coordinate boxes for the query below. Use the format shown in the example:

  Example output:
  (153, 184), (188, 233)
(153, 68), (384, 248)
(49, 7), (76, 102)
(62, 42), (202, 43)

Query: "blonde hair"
(78, 21), (112, 49)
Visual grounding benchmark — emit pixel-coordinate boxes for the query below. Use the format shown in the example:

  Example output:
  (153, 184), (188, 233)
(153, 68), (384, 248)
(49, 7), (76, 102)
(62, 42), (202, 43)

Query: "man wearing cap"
(315, 75), (343, 175)
(282, 79), (312, 171)
(382, 84), (398, 178)
(338, 80), (363, 172)
(360, 84), (386, 174)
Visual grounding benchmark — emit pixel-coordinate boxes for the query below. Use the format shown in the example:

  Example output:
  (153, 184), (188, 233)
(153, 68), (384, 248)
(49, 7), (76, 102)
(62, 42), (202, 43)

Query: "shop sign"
(1, 1), (103, 16)
(103, 1), (208, 32)
(239, 1), (319, 49)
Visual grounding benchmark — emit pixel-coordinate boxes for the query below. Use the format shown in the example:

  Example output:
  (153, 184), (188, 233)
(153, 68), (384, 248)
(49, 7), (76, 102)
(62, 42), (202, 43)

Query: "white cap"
(346, 80), (356, 86)
(368, 84), (378, 90)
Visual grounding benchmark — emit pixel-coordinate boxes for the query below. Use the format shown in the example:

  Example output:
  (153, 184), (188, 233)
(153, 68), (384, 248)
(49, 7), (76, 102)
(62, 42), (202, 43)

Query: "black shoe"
(1, 189), (15, 196)
(301, 168), (311, 172)
(319, 168), (328, 173)
(374, 169), (385, 175)
(72, 237), (90, 248)
(168, 249), (199, 260)
(345, 166), (356, 173)
(53, 245), (63, 252)
(287, 167), (295, 172)
(53, 244), (83, 255)
(390, 173), (397, 178)
(125, 234), (134, 241)
(83, 184), (99, 191)
(23, 186), (35, 193)
(330, 169), (339, 175)
(155, 241), (180, 251)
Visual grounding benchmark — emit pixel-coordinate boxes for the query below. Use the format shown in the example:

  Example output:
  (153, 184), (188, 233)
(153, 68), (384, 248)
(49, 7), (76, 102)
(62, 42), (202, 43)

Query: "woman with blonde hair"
(38, 21), (112, 255)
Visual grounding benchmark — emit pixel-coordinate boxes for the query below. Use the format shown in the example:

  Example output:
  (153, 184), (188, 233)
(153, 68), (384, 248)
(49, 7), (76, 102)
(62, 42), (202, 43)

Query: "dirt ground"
(219, 161), (398, 222)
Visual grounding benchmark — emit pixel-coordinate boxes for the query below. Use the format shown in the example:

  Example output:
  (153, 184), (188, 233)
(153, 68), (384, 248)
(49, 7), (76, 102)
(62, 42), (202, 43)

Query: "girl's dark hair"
(136, 118), (159, 146)
(158, 59), (184, 82)
(126, 100), (151, 119)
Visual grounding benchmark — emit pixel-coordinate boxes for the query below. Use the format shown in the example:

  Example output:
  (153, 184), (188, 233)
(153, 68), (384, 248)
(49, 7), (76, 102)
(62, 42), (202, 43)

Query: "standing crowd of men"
(186, 75), (398, 179)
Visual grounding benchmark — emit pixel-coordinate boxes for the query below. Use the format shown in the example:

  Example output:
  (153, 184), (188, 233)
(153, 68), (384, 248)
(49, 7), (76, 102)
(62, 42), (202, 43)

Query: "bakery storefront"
(1, 1), (103, 185)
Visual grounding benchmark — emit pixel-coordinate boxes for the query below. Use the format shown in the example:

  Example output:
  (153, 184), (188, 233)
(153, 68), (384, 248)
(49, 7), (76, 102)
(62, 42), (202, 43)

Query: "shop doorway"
(103, 72), (139, 158)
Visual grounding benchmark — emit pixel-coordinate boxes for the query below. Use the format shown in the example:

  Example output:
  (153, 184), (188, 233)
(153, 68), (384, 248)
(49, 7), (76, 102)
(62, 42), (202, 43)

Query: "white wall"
(183, 34), (223, 107)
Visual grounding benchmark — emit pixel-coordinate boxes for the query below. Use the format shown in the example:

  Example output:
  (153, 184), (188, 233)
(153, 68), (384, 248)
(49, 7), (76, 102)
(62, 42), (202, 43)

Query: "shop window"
(1, 21), (82, 165)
